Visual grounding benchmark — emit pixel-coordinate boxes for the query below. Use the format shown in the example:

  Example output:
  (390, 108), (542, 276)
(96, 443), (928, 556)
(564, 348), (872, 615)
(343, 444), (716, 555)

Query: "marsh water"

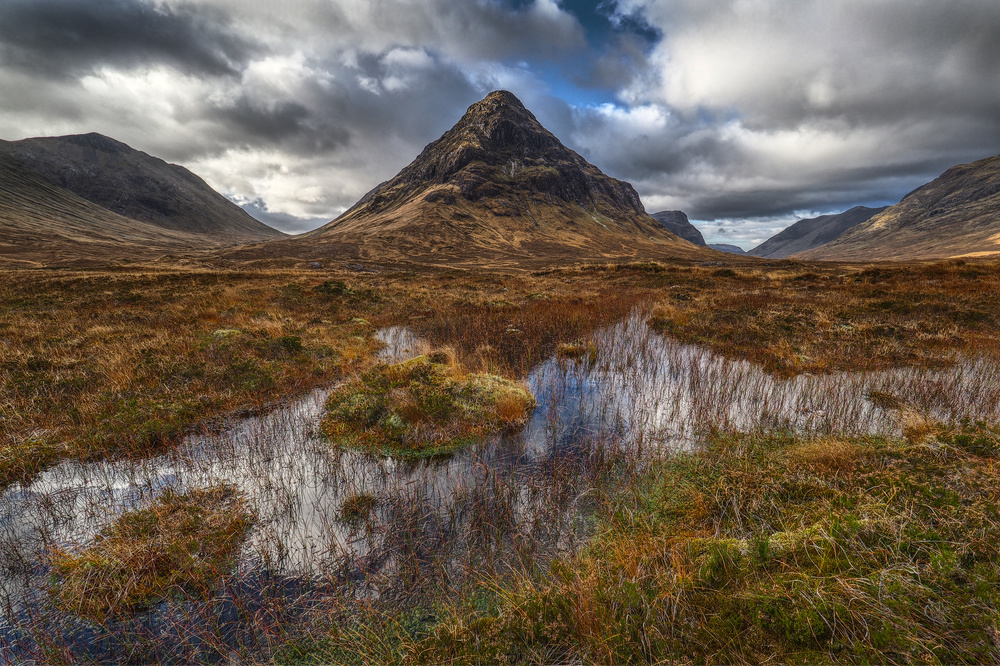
(2, 315), (999, 663)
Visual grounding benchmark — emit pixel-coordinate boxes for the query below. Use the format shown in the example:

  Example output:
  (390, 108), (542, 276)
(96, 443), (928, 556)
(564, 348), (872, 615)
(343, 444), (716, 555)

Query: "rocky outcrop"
(650, 210), (705, 245)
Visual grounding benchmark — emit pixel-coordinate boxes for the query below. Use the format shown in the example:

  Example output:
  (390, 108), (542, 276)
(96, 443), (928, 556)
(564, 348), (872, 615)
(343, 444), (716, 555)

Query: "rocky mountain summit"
(304, 90), (697, 262)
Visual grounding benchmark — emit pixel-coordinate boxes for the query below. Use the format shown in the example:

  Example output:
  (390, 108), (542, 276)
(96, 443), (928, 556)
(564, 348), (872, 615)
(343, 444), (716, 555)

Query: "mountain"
(0, 152), (206, 266)
(798, 155), (1000, 261)
(708, 244), (746, 255)
(0, 133), (281, 242)
(302, 91), (699, 264)
(748, 206), (887, 259)
(650, 210), (705, 245)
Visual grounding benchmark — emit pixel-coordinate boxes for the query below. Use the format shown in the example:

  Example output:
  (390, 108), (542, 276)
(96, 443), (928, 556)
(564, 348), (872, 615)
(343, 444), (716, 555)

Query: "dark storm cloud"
(569, 33), (652, 91)
(306, 0), (586, 62)
(202, 49), (481, 161)
(208, 96), (352, 155)
(0, 0), (254, 78)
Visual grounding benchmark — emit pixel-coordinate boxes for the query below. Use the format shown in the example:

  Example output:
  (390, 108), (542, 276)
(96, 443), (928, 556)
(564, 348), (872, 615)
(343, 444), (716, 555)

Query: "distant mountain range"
(2, 103), (998, 268)
(708, 244), (746, 255)
(0, 133), (281, 265)
(297, 91), (702, 264)
(748, 206), (887, 259)
(649, 211), (747, 254)
(798, 155), (1000, 261)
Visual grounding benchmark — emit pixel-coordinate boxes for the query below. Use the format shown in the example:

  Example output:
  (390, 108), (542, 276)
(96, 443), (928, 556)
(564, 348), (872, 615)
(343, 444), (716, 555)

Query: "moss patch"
(321, 351), (535, 457)
(51, 485), (252, 622)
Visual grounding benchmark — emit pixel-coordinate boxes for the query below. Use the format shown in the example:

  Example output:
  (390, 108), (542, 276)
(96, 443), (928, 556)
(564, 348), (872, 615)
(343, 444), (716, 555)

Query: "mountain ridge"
(0, 151), (209, 266)
(0, 133), (282, 242)
(798, 154), (1000, 261)
(749, 206), (887, 259)
(650, 210), (705, 246)
(299, 90), (701, 263)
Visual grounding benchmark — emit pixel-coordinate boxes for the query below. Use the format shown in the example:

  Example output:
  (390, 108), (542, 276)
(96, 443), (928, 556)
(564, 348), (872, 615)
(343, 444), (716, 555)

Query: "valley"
(1, 89), (1000, 664)
(2, 256), (1000, 663)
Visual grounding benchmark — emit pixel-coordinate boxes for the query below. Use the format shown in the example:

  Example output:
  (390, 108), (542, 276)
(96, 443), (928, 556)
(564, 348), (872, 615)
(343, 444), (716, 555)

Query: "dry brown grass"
(787, 438), (861, 476)
(633, 259), (1000, 376)
(51, 485), (251, 622)
(4, 256), (999, 488)
(0, 261), (666, 485)
(0, 268), (391, 487)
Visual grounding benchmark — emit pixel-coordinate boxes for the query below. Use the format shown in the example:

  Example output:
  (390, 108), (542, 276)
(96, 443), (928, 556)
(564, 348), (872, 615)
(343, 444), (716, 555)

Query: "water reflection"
(2, 315), (998, 662)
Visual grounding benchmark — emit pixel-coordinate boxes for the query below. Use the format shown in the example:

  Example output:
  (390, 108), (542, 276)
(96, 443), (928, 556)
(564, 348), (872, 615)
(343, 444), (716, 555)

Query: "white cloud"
(2, 0), (1000, 236)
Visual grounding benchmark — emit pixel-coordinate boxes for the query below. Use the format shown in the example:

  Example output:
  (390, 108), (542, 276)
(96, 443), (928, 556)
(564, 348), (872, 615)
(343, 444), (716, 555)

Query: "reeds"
(50, 486), (252, 622)
(2, 258), (1000, 664)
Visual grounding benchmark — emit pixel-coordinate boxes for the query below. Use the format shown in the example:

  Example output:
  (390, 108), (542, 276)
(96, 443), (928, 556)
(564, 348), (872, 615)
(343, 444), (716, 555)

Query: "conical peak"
(325, 88), (656, 234)
(470, 90), (528, 115)
(453, 90), (557, 157)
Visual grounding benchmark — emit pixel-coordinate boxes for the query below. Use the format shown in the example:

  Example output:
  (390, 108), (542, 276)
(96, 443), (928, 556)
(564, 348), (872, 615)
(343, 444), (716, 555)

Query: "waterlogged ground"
(2, 316), (1000, 662)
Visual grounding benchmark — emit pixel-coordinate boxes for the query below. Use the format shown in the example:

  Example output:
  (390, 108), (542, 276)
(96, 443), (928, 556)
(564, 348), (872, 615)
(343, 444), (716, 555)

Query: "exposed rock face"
(749, 206), (887, 259)
(798, 154), (1000, 261)
(650, 210), (705, 245)
(0, 133), (281, 241)
(305, 91), (697, 262)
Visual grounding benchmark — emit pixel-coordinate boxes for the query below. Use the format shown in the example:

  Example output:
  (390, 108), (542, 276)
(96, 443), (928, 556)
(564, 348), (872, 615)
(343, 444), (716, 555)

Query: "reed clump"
(327, 422), (1000, 664)
(51, 485), (252, 622)
(556, 340), (599, 365)
(321, 350), (535, 457)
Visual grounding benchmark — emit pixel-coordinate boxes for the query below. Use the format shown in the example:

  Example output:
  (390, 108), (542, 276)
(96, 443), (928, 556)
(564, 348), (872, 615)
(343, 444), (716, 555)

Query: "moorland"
(3, 256), (1000, 664)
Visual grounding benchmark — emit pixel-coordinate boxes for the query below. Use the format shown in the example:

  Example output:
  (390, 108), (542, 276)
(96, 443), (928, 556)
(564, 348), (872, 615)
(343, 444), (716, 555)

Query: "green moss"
(389, 424), (1000, 664)
(52, 486), (252, 622)
(321, 352), (534, 458)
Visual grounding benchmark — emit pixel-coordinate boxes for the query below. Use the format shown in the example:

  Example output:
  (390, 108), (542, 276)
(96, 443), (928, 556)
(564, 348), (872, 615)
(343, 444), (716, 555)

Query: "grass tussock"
(51, 485), (252, 622)
(302, 422), (1000, 664)
(322, 351), (535, 457)
(555, 340), (599, 365)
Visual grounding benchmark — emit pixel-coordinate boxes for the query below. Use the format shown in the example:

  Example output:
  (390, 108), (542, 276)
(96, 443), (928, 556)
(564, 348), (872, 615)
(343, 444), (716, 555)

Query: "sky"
(1, 0), (998, 248)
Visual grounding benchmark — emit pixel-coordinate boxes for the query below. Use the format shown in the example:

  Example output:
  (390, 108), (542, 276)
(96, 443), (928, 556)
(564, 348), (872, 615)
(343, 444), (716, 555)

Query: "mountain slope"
(0, 152), (206, 265)
(749, 206), (887, 259)
(708, 244), (746, 255)
(302, 91), (699, 263)
(650, 210), (705, 245)
(0, 133), (281, 242)
(798, 155), (1000, 261)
